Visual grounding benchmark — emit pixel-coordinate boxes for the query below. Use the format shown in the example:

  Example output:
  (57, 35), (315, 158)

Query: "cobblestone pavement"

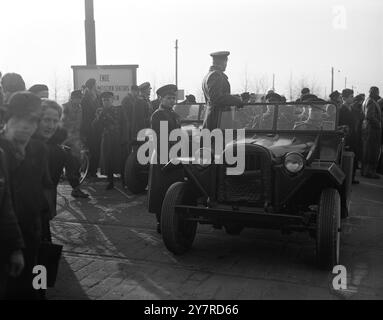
(47, 176), (383, 300)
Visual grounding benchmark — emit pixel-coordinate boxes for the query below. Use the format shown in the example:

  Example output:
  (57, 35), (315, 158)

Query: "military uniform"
(202, 51), (243, 130)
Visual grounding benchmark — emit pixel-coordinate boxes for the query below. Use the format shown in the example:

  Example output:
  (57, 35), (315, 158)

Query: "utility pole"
(85, 0), (97, 65)
(272, 73), (275, 91)
(175, 39), (178, 88)
(331, 67), (334, 93)
(344, 77), (347, 89)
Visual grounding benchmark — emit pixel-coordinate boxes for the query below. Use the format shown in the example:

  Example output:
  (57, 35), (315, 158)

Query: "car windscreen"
(173, 104), (206, 122)
(219, 103), (337, 131)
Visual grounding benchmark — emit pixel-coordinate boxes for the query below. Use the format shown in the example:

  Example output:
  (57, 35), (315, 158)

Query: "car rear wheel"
(125, 150), (148, 194)
(316, 188), (341, 270)
(161, 182), (197, 255)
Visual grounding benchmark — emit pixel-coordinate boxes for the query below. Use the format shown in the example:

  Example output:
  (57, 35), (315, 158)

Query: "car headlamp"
(194, 147), (213, 167)
(284, 152), (304, 173)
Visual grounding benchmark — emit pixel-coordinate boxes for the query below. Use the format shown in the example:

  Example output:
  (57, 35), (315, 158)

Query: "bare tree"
(253, 74), (269, 95)
(241, 65), (249, 93)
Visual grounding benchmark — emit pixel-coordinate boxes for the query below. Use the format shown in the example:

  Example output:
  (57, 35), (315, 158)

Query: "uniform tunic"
(202, 66), (243, 130)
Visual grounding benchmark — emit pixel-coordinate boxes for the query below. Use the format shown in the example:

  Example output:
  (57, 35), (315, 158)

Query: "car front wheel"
(316, 188), (341, 270)
(161, 182), (197, 255)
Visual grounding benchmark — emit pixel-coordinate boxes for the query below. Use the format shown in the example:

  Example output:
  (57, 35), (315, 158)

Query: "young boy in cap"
(149, 84), (181, 233)
(202, 51), (243, 130)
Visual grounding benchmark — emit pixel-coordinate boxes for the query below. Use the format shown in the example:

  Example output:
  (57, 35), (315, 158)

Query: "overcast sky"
(1, 0), (382, 102)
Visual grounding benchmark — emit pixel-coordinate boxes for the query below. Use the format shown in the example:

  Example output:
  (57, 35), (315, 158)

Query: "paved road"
(47, 176), (383, 300)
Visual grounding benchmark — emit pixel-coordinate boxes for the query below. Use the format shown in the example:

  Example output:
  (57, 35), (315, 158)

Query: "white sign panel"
(72, 65), (138, 105)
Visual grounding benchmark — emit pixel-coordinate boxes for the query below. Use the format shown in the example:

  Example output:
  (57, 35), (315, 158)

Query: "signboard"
(72, 65), (138, 104)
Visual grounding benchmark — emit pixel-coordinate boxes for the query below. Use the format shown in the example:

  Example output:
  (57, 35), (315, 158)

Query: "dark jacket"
(362, 96), (382, 167)
(350, 102), (364, 160)
(339, 104), (357, 148)
(93, 106), (124, 175)
(151, 106), (181, 137)
(202, 66), (242, 130)
(0, 137), (54, 247)
(80, 91), (100, 140)
(0, 147), (24, 263)
(121, 95), (150, 147)
(34, 128), (78, 188)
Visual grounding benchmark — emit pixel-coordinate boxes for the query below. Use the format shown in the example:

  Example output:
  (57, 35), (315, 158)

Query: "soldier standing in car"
(202, 51), (243, 130)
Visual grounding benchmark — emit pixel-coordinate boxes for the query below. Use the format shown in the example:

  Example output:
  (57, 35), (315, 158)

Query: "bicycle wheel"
(79, 151), (89, 185)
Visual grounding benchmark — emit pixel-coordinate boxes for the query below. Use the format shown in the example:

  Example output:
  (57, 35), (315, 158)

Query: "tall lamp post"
(175, 40), (178, 88)
(330, 67), (341, 93)
(85, 0), (97, 65)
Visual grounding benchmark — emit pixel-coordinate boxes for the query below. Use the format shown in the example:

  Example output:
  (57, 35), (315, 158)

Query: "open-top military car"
(125, 104), (206, 194)
(155, 101), (353, 269)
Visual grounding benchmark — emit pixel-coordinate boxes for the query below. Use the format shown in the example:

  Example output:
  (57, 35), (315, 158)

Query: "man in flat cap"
(28, 84), (49, 99)
(149, 84), (181, 233)
(202, 51), (243, 130)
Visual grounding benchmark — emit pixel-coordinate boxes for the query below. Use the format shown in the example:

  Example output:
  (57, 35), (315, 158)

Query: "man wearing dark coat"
(80, 78), (102, 177)
(0, 92), (55, 299)
(0, 147), (25, 299)
(329, 90), (342, 108)
(149, 84), (181, 233)
(362, 87), (382, 178)
(351, 94), (365, 170)
(93, 92), (124, 190)
(121, 85), (150, 151)
(339, 89), (359, 183)
(202, 51), (243, 130)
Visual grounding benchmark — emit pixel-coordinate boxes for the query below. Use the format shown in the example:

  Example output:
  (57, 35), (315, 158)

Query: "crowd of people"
(0, 60), (382, 299)
(236, 86), (383, 181)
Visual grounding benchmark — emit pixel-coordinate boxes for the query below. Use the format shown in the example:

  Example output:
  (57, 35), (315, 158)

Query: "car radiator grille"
(217, 149), (272, 205)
